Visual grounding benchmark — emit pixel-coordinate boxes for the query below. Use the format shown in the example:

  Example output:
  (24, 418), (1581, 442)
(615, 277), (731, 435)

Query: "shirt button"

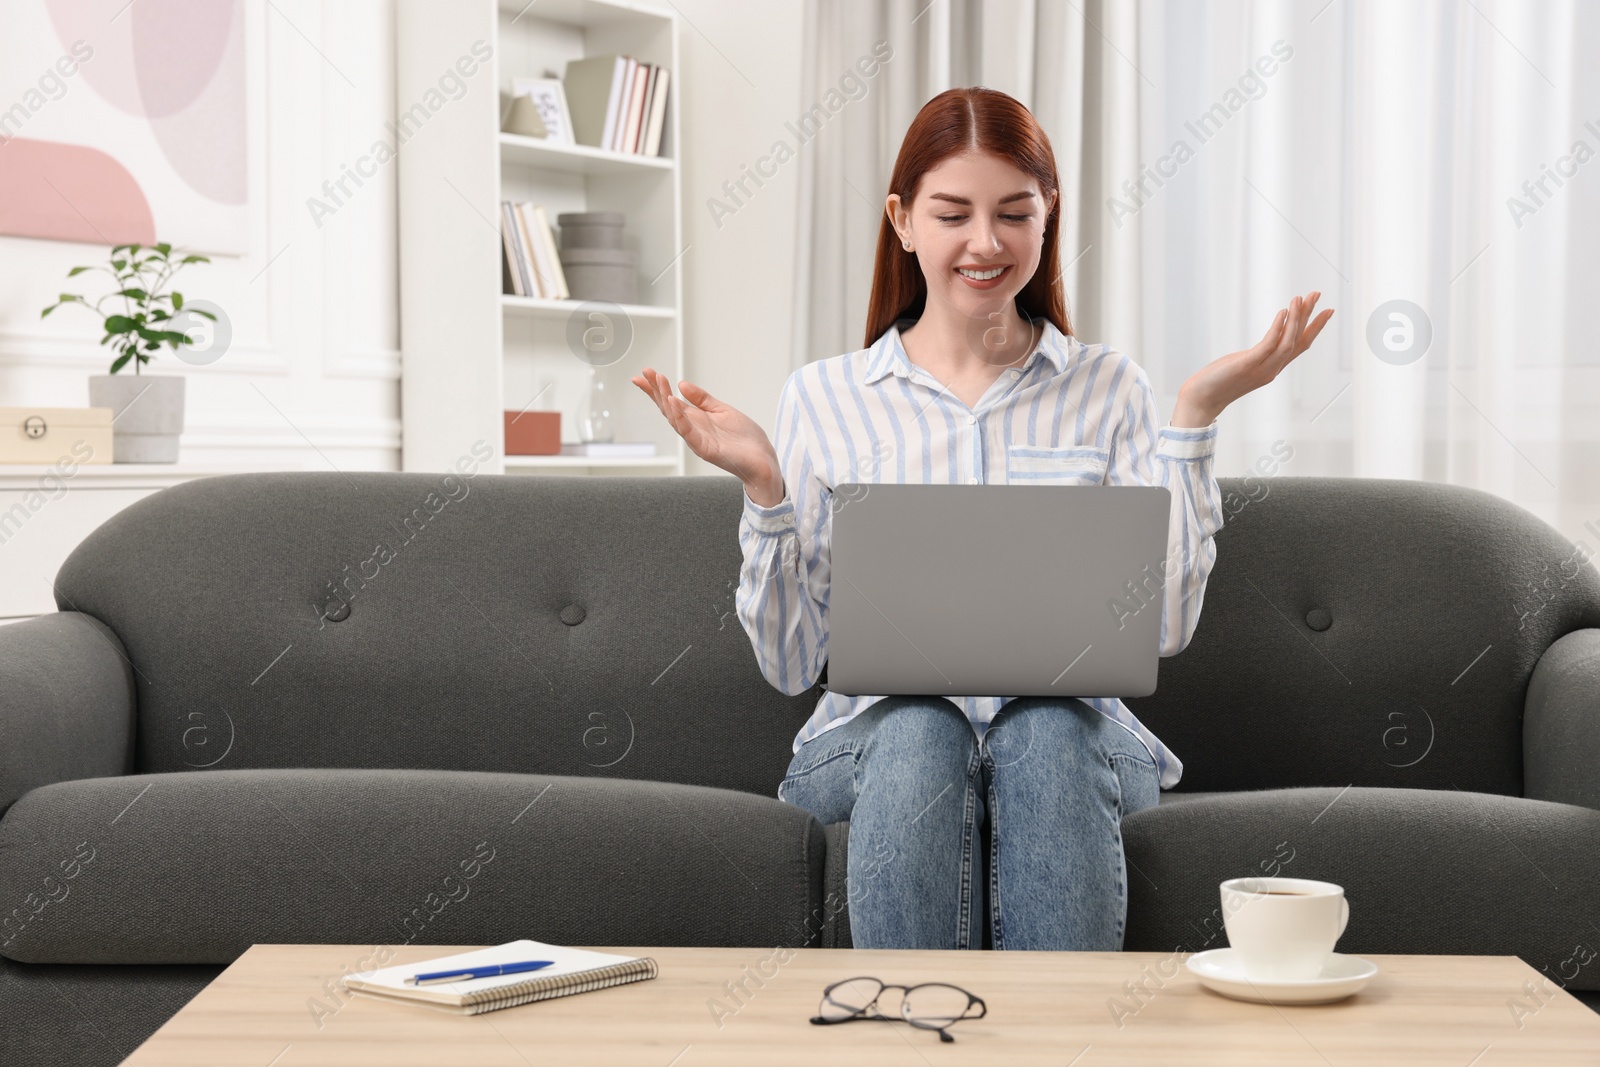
(782, 514), (794, 525)
(1009, 369), (1021, 380)
(968, 477), (979, 485)
(967, 414), (977, 425)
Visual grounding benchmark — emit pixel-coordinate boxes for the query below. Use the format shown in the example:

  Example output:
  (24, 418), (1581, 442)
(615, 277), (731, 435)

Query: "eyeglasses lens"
(820, 977), (883, 1021)
(902, 983), (973, 1027)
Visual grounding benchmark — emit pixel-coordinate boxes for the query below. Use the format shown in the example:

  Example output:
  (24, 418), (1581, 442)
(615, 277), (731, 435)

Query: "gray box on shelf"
(558, 211), (637, 304)
(560, 247), (637, 304)
(557, 211), (626, 250)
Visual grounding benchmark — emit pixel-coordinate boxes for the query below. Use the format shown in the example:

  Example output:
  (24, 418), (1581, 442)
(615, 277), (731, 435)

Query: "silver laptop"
(822, 482), (1174, 698)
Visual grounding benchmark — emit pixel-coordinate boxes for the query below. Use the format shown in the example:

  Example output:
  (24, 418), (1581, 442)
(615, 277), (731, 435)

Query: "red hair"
(864, 87), (1071, 350)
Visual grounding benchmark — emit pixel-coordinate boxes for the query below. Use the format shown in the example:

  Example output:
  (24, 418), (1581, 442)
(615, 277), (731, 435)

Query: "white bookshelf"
(505, 455), (679, 470)
(501, 294), (676, 320)
(498, 130), (675, 174)
(397, 0), (685, 476)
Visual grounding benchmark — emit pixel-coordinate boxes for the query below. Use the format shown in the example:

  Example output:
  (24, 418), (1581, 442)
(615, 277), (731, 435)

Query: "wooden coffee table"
(121, 944), (1600, 1065)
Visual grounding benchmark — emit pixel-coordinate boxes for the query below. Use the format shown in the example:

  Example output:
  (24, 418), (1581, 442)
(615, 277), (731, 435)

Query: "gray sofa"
(3, 471), (1598, 1063)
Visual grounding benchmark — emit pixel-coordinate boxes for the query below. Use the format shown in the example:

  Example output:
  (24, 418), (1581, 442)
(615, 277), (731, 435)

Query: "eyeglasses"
(810, 976), (987, 1043)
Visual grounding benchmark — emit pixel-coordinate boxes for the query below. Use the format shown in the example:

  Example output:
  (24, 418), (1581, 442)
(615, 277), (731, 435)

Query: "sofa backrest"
(1123, 476), (1600, 796)
(55, 472), (1600, 798)
(55, 472), (822, 797)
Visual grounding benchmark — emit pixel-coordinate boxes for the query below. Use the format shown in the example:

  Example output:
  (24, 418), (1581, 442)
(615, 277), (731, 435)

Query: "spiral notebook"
(343, 940), (658, 1016)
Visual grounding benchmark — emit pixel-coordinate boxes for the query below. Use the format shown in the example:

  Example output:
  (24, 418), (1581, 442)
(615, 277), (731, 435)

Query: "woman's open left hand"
(632, 367), (781, 491)
(1177, 291), (1334, 425)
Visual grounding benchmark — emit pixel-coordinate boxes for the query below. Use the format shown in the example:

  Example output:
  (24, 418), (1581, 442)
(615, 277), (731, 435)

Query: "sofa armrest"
(1524, 628), (1600, 811)
(0, 613), (136, 816)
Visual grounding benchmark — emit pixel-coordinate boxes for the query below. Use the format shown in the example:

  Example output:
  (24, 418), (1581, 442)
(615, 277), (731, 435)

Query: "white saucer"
(1185, 948), (1379, 1004)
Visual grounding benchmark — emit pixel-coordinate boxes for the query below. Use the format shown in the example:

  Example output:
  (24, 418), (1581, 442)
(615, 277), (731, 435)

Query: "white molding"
(0, 333), (291, 375)
(0, 462), (308, 490)
(323, 346), (403, 380)
(181, 430), (402, 450)
(181, 414), (402, 450)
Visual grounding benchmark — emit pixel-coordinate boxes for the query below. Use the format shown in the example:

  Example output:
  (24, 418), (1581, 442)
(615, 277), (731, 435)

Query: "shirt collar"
(861, 311), (1071, 385)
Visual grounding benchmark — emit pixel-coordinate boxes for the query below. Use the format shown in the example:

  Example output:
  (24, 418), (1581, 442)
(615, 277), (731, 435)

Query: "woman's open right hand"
(632, 368), (783, 501)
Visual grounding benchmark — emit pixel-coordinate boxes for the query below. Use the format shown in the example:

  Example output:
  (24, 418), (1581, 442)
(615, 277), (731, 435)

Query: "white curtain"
(793, 0), (1599, 544)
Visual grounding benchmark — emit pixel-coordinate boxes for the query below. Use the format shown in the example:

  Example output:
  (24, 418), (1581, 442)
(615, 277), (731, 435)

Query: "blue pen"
(405, 960), (556, 985)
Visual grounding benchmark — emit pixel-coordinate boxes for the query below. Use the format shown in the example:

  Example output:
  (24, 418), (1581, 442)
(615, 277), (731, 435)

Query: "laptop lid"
(822, 482), (1173, 698)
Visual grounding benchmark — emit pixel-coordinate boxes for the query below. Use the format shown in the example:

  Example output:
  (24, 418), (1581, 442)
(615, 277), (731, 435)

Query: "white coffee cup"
(1219, 876), (1350, 982)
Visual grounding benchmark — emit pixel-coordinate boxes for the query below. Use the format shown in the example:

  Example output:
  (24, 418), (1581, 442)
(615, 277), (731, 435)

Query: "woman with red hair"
(635, 87), (1331, 951)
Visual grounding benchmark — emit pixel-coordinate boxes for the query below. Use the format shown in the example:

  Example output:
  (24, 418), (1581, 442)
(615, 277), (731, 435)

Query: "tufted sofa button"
(322, 599), (350, 623)
(560, 604), (586, 626)
(1306, 608), (1332, 631)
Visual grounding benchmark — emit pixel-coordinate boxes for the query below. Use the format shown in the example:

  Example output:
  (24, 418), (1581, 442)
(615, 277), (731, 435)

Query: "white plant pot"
(88, 373), (185, 463)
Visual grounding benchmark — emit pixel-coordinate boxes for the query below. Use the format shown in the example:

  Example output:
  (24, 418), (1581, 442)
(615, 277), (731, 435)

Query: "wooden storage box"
(0, 407), (114, 464)
(504, 410), (560, 455)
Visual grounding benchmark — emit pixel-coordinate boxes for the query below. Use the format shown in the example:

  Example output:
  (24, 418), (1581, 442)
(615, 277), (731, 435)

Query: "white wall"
(674, 1), (806, 478)
(0, 0), (401, 471)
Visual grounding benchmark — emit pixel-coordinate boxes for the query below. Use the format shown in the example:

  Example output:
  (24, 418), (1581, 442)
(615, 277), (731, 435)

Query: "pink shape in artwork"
(131, 0), (236, 118)
(46, 0), (234, 118)
(43, 0), (140, 116)
(45, 0), (247, 210)
(146, 1), (247, 205)
(0, 138), (156, 246)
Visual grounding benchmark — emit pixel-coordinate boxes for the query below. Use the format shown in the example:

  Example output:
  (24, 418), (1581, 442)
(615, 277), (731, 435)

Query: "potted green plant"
(41, 242), (214, 463)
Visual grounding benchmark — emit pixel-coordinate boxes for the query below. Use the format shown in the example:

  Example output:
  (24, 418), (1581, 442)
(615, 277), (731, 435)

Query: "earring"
(903, 240), (913, 251)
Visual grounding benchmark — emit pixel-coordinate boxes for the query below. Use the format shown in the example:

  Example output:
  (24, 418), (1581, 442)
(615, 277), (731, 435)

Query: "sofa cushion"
(1122, 785), (1600, 991)
(0, 768), (826, 965)
(1156, 790), (1224, 804)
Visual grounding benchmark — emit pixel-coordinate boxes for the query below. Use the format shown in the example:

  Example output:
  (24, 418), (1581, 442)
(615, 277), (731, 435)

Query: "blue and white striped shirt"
(736, 313), (1224, 790)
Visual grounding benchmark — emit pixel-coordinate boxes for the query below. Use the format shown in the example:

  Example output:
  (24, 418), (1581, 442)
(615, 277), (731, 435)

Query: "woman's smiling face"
(888, 149), (1056, 317)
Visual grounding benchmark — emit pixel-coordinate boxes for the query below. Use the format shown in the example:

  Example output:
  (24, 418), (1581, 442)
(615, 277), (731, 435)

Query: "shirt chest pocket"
(1006, 444), (1110, 486)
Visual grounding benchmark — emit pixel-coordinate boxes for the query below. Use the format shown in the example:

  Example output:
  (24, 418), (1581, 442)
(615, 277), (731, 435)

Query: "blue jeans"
(777, 696), (1161, 951)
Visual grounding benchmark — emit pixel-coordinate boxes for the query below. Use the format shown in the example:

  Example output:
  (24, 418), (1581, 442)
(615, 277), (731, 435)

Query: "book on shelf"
(500, 201), (528, 297)
(563, 54), (670, 156)
(531, 204), (567, 299)
(515, 202), (560, 299)
(559, 441), (658, 457)
(343, 939), (657, 1016)
(644, 65), (669, 156)
(509, 202), (540, 297)
(501, 200), (568, 300)
(636, 61), (656, 154)
(621, 60), (646, 153)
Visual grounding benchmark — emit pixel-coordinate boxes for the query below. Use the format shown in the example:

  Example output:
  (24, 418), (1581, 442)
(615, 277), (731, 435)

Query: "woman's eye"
(936, 214), (1033, 223)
